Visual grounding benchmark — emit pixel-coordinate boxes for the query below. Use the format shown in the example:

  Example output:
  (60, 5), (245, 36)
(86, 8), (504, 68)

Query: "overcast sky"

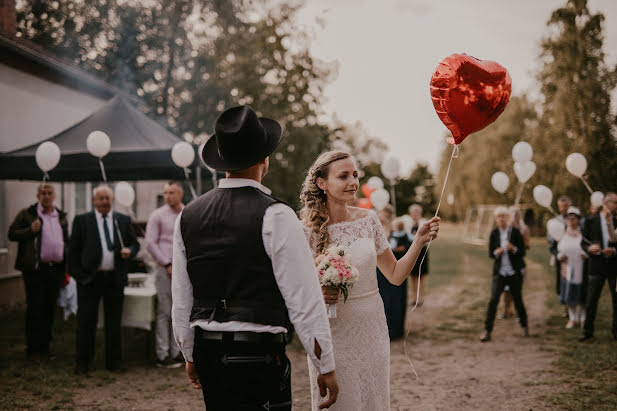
(295, 0), (617, 175)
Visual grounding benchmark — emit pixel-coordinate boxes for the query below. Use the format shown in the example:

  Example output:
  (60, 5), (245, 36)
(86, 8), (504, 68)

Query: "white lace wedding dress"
(305, 211), (391, 411)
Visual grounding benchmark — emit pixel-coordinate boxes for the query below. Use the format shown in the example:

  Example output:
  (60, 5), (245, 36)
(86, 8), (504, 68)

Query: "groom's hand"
(185, 361), (201, 390)
(317, 370), (339, 409)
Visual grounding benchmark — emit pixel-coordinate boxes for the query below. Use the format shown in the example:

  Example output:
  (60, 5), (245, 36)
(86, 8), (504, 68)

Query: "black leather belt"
(195, 329), (286, 345)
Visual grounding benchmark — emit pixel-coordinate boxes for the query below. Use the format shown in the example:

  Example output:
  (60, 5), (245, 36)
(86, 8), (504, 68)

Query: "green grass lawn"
(0, 309), (154, 410)
(525, 238), (617, 411)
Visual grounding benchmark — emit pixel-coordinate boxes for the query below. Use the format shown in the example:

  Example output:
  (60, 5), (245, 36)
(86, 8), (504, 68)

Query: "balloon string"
(580, 177), (593, 194)
(42, 172), (49, 182)
(404, 143), (458, 381)
(184, 168), (198, 200)
(515, 183), (525, 206)
(99, 159), (108, 183)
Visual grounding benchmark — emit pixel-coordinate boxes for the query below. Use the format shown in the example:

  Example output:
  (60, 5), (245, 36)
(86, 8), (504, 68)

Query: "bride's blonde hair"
(300, 151), (353, 254)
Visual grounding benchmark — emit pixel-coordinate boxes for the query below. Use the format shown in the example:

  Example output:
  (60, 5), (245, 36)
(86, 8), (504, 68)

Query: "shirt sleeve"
(370, 211), (390, 255)
(170, 212), (195, 362)
(145, 211), (169, 267)
(263, 204), (335, 374)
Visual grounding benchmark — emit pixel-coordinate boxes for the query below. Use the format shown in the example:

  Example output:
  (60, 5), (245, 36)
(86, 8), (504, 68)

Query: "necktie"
(102, 214), (114, 251)
(607, 215), (617, 243)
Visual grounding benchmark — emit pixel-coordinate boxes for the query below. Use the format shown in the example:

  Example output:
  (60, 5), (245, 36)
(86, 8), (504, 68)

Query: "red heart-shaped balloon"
(430, 54), (512, 144)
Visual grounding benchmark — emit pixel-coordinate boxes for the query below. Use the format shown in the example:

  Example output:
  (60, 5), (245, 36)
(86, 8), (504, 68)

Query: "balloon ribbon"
(404, 143), (459, 380)
(99, 159), (108, 183)
(184, 168), (198, 200)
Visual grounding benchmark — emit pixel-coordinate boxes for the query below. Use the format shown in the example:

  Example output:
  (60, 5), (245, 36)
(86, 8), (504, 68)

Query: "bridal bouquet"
(315, 245), (360, 318)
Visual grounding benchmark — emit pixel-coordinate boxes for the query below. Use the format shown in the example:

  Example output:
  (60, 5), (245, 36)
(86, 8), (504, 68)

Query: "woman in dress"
(299, 151), (440, 410)
(557, 207), (587, 328)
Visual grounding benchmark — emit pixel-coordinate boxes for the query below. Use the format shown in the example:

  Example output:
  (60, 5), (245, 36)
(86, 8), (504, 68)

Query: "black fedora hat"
(201, 105), (283, 171)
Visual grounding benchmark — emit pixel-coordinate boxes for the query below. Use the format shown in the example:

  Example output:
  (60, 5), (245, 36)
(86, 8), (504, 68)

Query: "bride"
(300, 151), (440, 410)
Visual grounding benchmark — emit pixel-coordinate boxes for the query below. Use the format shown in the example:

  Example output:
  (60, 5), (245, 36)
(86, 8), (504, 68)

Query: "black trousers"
(22, 264), (64, 355)
(76, 271), (124, 370)
(484, 273), (528, 333)
(583, 273), (617, 338)
(193, 331), (292, 410)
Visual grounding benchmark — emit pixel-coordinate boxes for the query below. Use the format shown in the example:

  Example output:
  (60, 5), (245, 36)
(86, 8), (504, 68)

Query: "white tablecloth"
(98, 273), (157, 331)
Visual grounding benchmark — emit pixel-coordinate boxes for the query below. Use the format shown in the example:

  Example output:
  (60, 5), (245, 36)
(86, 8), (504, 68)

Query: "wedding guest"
(8, 183), (69, 362)
(69, 185), (140, 374)
(557, 207), (587, 328)
(377, 214), (411, 339)
(481, 206), (529, 342)
(409, 204), (429, 306)
(579, 193), (617, 342)
(501, 207), (530, 319)
(549, 196), (571, 310)
(146, 181), (184, 368)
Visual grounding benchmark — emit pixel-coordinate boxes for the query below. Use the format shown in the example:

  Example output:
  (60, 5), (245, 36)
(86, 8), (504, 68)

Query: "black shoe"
(480, 331), (491, 342)
(173, 353), (185, 364)
(578, 335), (595, 342)
(521, 327), (530, 337)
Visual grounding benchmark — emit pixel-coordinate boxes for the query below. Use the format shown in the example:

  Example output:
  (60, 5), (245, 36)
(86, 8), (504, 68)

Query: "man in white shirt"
(69, 185), (140, 374)
(172, 105), (338, 410)
(480, 206), (529, 342)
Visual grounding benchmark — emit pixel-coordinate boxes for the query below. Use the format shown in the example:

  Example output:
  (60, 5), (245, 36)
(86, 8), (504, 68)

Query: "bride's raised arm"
(376, 214), (440, 286)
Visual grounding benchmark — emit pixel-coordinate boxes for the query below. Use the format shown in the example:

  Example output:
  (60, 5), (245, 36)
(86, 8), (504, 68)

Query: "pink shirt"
(36, 203), (64, 263)
(146, 204), (183, 267)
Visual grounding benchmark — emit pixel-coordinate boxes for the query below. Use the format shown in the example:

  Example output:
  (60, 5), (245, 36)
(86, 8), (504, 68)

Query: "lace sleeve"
(370, 211), (390, 255)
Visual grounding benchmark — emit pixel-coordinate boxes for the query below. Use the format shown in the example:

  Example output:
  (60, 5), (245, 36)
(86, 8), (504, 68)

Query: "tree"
(16, 0), (338, 207)
(532, 0), (617, 207)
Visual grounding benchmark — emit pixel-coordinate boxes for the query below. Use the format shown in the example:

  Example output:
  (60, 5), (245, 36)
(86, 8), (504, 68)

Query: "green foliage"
(16, 0), (336, 206)
(435, 0), (617, 222)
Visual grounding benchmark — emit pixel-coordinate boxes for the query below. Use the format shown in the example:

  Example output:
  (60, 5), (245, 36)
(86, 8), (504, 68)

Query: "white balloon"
(380, 157), (401, 180)
(565, 153), (587, 178)
(172, 142), (195, 168)
(370, 188), (390, 211)
(87, 131), (111, 158)
(400, 215), (413, 232)
(447, 193), (455, 205)
(533, 185), (553, 208)
(513, 161), (536, 183)
(491, 172), (509, 194)
(512, 141), (533, 163)
(35, 141), (61, 172)
(547, 218), (565, 242)
(590, 191), (605, 207)
(366, 176), (384, 189)
(114, 181), (135, 207)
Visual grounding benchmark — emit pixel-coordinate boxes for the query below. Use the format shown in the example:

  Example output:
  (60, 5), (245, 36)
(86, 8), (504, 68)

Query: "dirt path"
(70, 254), (558, 410)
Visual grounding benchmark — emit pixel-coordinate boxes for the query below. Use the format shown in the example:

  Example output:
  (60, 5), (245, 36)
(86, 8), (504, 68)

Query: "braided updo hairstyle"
(300, 151), (353, 254)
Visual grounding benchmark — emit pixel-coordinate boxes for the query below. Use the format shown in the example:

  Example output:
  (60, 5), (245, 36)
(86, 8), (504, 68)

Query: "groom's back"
(180, 186), (290, 327)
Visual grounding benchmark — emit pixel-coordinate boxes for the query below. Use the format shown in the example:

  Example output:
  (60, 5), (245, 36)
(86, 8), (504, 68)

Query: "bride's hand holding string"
(414, 217), (440, 245)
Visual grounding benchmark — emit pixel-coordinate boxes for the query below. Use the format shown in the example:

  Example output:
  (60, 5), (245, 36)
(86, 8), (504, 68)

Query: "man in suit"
(580, 192), (617, 342)
(8, 183), (69, 362)
(69, 185), (140, 374)
(172, 105), (338, 410)
(481, 206), (529, 342)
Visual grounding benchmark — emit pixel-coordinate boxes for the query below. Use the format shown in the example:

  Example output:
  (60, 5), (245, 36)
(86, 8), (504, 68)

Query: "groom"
(171, 105), (339, 410)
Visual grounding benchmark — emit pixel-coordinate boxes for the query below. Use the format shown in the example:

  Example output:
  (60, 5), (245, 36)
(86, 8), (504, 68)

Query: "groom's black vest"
(180, 186), (291, 328)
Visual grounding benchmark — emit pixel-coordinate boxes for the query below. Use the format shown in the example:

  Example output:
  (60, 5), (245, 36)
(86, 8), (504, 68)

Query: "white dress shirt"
(496, 227), (516, 276)
(94, 209), (115, 271)
(171, 178), (335, 374)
